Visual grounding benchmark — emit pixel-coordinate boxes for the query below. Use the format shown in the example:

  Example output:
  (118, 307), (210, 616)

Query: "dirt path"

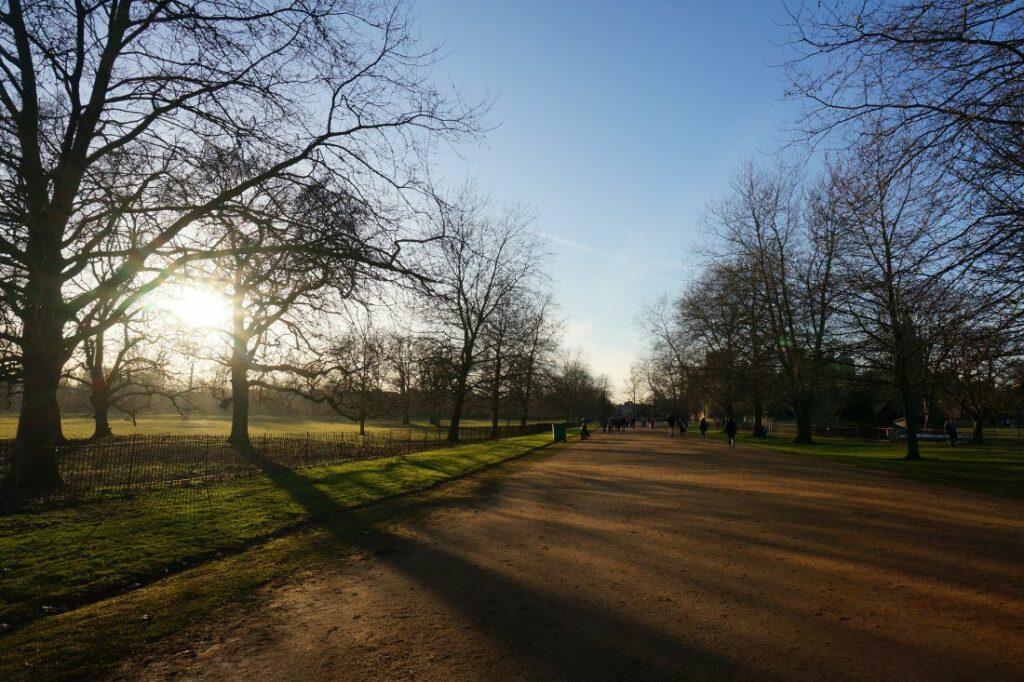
(122, 432), (1024, 681)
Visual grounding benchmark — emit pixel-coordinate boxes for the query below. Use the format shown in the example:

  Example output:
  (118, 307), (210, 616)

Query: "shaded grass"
(0, 433), (554, 631)
(733, 432), (1024, 500)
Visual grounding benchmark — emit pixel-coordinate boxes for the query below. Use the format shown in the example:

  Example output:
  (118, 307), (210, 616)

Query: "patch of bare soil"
(117, 432), (1024, 681)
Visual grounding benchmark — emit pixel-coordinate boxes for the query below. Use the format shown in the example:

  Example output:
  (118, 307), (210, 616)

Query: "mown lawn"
(733, 432), (1024, 500)
(0, 412), (556, 439)
(0, 433), (555, 632)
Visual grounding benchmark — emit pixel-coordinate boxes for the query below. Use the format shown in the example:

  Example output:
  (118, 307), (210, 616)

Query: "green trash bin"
(552, 422), (567, 442)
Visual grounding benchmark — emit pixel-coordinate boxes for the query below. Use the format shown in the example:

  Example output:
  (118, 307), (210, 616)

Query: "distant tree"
(320, 320), (389, 436)
(424, 192), (544, 442)
(66, 312), (197, 439)
(507, 295), (560, 426)
(706, 161), (842, 443)
(385, 333), (419, 426)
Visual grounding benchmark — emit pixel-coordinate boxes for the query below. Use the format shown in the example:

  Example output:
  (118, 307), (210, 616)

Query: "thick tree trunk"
(752, 400), (766, 438)
(8, 294), (68, 494)
(899, 386), (922, 461)
(447, 369), (470, 443)
(359, 415), (366, 436)
(794, 403), (813, 444)
(90, 382), (112, 440)
(972, 418), (984, 444)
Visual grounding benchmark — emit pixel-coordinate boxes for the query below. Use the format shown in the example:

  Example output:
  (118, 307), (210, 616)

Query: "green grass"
(0, 412), (557, 439)
(0, 448), (574, 682)
(732, 432), (1024, 499)
(0, 433), (555, 633)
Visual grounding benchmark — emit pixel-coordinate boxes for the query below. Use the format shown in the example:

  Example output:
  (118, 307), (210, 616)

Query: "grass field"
(732, 432), (1024, 500)
(0, 413), (556, 439)
(0, 433), (557, 638)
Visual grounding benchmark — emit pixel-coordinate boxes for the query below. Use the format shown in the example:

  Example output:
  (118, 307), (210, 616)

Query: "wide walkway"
(126, 431), (1024, 681)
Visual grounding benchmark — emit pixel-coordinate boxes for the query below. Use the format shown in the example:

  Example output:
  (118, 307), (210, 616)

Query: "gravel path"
(124, 432), (1024, 681)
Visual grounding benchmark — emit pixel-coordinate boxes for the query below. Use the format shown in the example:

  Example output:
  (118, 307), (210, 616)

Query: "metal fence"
(0, 423), (552, 511)
(765, 421), (1024, 443)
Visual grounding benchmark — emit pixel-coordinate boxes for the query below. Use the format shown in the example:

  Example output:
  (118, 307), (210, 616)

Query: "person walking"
(679, 418), (687, 438)
(699, 417), (708, 439)
(945, 419), (958, 447)
(725, 417), (737, 447)
(667, 414), (677, 437)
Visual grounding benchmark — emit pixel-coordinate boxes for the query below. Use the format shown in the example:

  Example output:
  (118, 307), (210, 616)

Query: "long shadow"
(353, 527), (747, 681)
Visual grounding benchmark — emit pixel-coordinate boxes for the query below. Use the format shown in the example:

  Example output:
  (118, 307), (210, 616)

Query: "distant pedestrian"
(725, 417), (737, 447)
(699, 417), (708, 439)
(945, 419), (958, 447)
(667, 414), (676, 437)
(679, 418), (687, 438)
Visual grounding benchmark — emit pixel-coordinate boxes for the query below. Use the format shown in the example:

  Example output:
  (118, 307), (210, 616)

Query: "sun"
(152, 285), (232, 331)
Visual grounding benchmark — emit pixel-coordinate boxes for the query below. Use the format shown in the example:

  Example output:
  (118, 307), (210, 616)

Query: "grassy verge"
(0, 433), (555, 631)
(0, 446), (571, 682)
(733, 432), (1024, 500)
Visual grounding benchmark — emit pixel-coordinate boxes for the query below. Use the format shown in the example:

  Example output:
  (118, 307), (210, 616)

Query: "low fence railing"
(0, 422), (553, 511)
(765, 421), (1024, 443)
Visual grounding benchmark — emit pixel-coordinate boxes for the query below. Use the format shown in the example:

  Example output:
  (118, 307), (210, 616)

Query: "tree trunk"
(90, 382), (112, 440)
(447, 368), (470, 443)
(359, 414), (366, 436)
(89, 332), (112, 439)
(489, 355), (501, 439)
(400, 390), (411, 425)
(794, 400), (813, 444)
(752, 400), (766, 437)
(899, 384), (922, 461)
(972, 418), (984, 444)
(228, 293), (251, 449)
(8, 292), (68, 494)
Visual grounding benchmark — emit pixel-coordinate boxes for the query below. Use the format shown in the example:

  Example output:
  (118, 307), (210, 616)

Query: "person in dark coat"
(725, 417), (738, 447)
(945, 419), (958, 447)
(667, 414), (677, 437)
(699, 417), (709, 439)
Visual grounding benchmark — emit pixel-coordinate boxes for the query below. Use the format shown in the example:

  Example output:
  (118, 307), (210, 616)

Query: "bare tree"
(506, 295), (560, 426)
(706, 161), (841, 442)
(0, 0), (481, 490)
(385, 332), (419, 426)
(832, 134), (967, 460)
(67, 312), (197, 439)
(424, 192), (544, 442)
(785, 0), (1024, 289)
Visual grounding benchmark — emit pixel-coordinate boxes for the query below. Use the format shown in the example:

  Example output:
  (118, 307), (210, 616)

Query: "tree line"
(636, 0), (1024, 460)
(0, 0), (609, 492)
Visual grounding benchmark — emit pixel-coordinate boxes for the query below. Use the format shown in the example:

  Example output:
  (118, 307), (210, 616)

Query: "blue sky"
(418, 1), (801, 393)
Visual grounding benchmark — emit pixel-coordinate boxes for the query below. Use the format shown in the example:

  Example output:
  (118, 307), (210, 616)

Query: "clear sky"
(418, 1), (801, 394)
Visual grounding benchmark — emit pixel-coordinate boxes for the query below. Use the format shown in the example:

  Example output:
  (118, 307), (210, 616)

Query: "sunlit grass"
(0, 433), (556, 640)
(0, 413), (557, 439)
(733, 432), (1024, 500)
